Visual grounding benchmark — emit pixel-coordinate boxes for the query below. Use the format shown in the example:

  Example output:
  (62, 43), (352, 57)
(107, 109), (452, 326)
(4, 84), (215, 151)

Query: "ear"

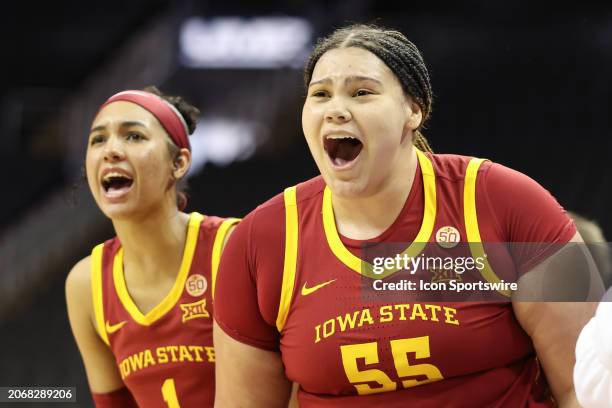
(172, 148), (192, 179)
(405, 101), (423, 131)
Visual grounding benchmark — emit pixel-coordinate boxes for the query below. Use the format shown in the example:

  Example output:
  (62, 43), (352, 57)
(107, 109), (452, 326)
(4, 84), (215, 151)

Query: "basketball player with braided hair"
(66, 87), (238, 407)
(213, 24), (601, 407)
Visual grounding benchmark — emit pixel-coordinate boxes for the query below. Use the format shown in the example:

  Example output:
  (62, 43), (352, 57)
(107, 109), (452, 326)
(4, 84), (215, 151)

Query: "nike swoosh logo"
(301, 279), (336, 296)
(105, 320), (127, 334)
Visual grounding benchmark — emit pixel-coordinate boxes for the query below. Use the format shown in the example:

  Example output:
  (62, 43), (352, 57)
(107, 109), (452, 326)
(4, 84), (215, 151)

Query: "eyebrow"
(308, 75), (383, 88)
(89, 121), (147, 134)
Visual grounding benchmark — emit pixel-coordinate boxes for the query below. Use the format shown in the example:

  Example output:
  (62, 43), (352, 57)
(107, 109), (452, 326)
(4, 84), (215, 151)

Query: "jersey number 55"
(340, 335), (443, 395)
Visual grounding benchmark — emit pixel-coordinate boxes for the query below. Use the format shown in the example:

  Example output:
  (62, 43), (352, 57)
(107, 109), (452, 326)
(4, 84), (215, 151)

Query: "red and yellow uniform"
(215, 151), (575, 407)
(92, 212), (238, 408)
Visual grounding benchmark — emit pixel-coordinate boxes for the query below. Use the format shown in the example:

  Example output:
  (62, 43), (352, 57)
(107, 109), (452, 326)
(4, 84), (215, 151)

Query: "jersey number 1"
(161, 378), (181, 408)
(340, 335), (443, 395)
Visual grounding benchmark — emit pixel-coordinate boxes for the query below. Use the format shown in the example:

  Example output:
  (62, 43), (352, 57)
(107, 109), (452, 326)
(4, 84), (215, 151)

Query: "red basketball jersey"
(276, 152), (561, 406)
(91, 212), (239, 408)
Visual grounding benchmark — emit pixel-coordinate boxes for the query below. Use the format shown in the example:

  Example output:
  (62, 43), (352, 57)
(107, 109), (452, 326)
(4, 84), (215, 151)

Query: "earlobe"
(407, 103), (423, 130)
(172, 160), (182, 178)
(173, 148), (192, 179)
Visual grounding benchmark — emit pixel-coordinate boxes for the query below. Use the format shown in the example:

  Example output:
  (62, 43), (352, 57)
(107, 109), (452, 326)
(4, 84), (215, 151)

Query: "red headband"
(100, 90), (191, 150)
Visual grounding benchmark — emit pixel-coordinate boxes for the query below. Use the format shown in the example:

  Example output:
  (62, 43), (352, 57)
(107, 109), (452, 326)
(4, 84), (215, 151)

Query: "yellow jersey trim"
(211, 217), (241, 300)
(322, 149), (437, 279)
(90, 243), (110, 346)
(276, 186), (299, 332)
(464, 158), (511, 297)
(113, 212), (205, 326)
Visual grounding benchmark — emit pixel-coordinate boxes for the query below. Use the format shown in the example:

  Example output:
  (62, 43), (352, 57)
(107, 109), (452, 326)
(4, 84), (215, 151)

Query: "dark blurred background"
(1, 0), (610, 406)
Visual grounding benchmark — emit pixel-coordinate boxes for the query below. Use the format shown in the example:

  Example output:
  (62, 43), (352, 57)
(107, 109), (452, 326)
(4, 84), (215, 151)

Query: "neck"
(112, 206), (189, 281)
(332, 147), (418, 240)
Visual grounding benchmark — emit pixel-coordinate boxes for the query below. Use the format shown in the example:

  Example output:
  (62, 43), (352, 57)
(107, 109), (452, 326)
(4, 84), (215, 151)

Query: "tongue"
(329, 139), (362, 166)
(333, 156), (350, 166)
(107, 184), (132, 197)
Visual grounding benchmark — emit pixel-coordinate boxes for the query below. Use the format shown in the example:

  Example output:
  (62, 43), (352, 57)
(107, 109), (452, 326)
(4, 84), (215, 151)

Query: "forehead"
(92, 101), (159, 128)
(311, 47), (396, 84)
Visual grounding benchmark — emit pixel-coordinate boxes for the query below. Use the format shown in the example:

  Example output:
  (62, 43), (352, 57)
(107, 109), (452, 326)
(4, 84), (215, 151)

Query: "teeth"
(326, 135), (357, 140)
(103, 172), (131, 181)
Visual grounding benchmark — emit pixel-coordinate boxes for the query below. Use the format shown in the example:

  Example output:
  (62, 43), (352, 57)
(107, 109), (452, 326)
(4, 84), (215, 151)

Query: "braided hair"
(304, 24), (434, 153)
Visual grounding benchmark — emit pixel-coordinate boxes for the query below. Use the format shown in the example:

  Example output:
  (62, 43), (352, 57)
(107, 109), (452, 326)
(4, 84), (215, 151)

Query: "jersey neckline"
(112, 212), (204, 326)
(339, 163), (423, 248)
(321, 149), (437, 279)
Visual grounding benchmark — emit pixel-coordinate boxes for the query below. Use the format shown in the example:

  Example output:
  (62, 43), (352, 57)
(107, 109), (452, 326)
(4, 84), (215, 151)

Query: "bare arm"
(513, 232), (604, 407)
(214, 321), (292, 408)
(287, 383), (299, 408)
(65, 256), (125, 393)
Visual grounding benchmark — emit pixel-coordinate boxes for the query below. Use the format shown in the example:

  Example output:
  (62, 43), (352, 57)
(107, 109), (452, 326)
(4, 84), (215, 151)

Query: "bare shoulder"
(65, 255), (93, 312)
(65, 254), (127, 392)
(66, 256), (91, 291)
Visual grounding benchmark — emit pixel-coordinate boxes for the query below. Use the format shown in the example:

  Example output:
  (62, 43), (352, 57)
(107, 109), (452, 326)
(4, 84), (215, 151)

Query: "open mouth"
(324, 136), (363, 167)
(101, 172), (134, 196)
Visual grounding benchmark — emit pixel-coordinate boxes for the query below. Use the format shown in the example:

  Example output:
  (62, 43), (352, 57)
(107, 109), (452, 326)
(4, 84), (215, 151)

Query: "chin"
(324, 176), (370, 199)
(99, 202), (140, 221)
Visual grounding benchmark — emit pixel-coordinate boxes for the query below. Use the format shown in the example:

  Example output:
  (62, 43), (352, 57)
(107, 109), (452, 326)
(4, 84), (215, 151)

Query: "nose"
(103, 135), (125, 162)
(325, 99), (352, 123)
